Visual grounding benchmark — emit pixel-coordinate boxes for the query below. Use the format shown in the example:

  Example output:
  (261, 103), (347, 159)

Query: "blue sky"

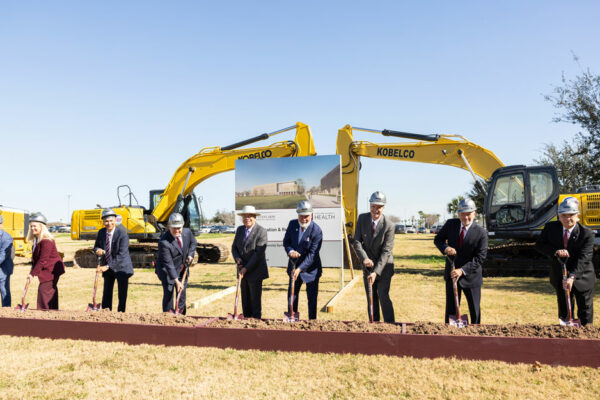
(1, 1), (599, 222)
(235, 155), (340, 192)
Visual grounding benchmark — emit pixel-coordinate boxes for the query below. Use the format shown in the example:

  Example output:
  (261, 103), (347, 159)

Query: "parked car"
(199, 226), (212, 234)
(395, 224), (406, 234)
(405, 225), (416, 234)
(223, 225), (236, 234)
(418, 226), (427, 234)
(430, 224), (442, 234)
(49, 226), (59, 233)
(209, 225), (225, 234)
(57, 225), (71, 233)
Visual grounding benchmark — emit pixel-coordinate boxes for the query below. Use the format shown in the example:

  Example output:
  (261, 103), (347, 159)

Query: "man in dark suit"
(0, 214), (14, 307)
(434, 198), (487, 324)
(94, 208), (134, 312)
(155, 212), (197, 314)
(231, 205), (268, 318)
(353, 191), (396, 323)
(283, 201), (323, 320)
(536, 197), (596, 325)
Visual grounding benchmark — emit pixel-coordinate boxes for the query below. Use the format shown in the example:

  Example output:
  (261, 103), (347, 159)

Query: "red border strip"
(0, 317), (598, 367)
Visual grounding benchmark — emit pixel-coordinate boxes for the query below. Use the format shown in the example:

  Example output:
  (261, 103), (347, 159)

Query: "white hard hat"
(457, 198), (477, 213)
(296, 201), (313, 216)
(237, 205), (261, 216)
(558, 197), (580, 215)
(369, 191), (386, 205)
(168, 213), (185, 228)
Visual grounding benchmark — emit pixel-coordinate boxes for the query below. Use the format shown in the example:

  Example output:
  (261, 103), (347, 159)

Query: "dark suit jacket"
(0, 230), (14, 278)
(353, 213), (395, 278)
(535, 221), (596, 292)
(283, 219), (323, 283)
(155, 228), (197, 286)
(31, 239), (65, 283)
(94, 225), (134, 276)
(231, 223), (268, 282)
(434, 219), (487, 289)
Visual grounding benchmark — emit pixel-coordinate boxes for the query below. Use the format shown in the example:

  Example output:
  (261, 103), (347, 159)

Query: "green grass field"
(2, 234), (599, 399)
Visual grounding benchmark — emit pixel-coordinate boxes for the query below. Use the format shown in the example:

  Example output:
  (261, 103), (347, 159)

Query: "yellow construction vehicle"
(72, 122), (316, 268)
(0, 206), (32, 258)
(336, 125), (600, 275)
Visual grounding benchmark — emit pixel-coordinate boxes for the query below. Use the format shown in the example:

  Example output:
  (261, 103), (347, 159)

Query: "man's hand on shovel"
(450, 268), (463, 280)
(367, 272), (377, 285)
(293, 268), (301, 281)
(563, 276), (574, 291)
(175, 279), (184, 292)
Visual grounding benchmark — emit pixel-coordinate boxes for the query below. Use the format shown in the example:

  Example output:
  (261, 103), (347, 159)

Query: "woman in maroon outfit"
(26, 213), (65, 310)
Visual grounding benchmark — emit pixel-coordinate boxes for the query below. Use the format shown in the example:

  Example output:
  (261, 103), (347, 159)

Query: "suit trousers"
(555, 285), (594, 326)
(161, 272), (188, 314)
(287, 276), (319, 320)
(241, 278), (263, 318)
(363, 272), (395, 323)
(0, 275), (10, 307)
(37, 277), (60, 310)
(102, 269), (130, 312)
(445, 279), (481, 324)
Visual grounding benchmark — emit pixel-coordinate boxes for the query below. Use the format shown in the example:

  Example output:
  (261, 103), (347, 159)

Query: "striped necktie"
(105, 232), (112, 264)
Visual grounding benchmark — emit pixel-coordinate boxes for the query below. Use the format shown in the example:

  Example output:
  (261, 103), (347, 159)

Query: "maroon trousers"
(37, 277), (59, 310)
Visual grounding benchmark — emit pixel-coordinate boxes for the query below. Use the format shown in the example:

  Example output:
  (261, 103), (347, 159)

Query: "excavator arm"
(151, 122), (316, 224)
(337, 124), (504, 236)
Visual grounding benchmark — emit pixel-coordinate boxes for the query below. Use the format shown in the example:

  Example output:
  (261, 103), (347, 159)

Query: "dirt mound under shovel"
(1, 309), (599, 339)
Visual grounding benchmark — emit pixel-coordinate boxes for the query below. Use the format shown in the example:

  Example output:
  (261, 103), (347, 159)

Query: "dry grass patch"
(0, 335), (598, 400)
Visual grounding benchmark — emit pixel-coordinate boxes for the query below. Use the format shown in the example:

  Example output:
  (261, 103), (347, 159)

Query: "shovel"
(15, 277), (32, 312)
(447, 256), (468, 328)
(283, 260), (299, 322)
(227, 263), (244, 320)
(367, 279), (374, 323)
(86, 256), (103, 312)
(170, 262), (190, 315)
(558, 257), (581, 328)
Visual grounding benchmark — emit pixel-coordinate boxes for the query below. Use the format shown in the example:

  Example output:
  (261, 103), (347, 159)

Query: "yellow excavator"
(0, 206), (31, 258)
(336, 124), (600, 275)
(72, 122), (316, 268)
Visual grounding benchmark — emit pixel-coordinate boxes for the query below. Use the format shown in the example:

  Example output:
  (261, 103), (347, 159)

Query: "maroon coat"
(31, 239), (65, 283)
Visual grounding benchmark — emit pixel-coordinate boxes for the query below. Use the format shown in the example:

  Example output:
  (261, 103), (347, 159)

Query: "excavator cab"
(484, 165), (559, 239)
(149, 189), (202, 235)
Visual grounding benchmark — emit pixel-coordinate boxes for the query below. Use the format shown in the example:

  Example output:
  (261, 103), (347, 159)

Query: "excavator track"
(74, 241), (229, 268)
(484, 241), (600, 277)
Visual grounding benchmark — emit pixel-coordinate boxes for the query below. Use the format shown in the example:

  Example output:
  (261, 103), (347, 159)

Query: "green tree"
(544, 58), (600, 183)
(447, 196), (464, 217)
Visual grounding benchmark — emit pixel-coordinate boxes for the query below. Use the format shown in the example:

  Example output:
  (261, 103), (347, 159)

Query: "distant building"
(252, 181), (298, 196)
(320, 165), (341, 195)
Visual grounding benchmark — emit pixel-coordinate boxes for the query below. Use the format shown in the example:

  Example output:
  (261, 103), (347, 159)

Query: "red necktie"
(563, 229), (569, 249)
(371, 221), (375, 234)
(459, 227), (466, 248)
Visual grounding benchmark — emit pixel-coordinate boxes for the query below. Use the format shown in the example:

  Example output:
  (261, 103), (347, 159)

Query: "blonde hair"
(27, 222), (54, 243)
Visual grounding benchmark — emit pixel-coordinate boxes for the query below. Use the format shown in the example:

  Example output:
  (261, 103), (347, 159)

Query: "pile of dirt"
(408, 321), (600, 339)
(1, 309), (599, 339)
(206, 319), (600, 338)
(207, 318), (402, 333)
(0, 309), (198, 327)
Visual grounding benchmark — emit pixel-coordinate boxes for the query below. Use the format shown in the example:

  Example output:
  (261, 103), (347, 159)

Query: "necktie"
(244, 228), (250, 241)
(177, 237), (184, 272)
(371, 221), (375, 234)
(459, 227), (466, 248)
(563, 229), (569, 249)
(105, 233), (111, 265)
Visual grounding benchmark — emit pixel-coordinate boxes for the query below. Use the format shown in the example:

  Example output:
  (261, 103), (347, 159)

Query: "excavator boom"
(337, 124), (504, 236)
(152, 122), (316, 224)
